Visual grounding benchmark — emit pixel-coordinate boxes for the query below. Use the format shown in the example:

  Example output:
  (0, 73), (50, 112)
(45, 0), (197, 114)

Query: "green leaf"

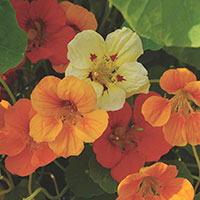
(65, 145), (105, 198)
(0, 0), (27, 73)
(112, 0), (200, 47)
(121, 21), (162, 51)
(5, 179), (45, 200)
(164, 160), (194, 184)
(164, 46), (200, 69)
(184, 144), (200, 158)
(194, 192), (200, 200)
(89, 156), (118, 194)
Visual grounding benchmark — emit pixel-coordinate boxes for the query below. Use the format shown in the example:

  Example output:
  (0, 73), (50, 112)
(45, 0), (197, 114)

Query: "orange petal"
(161, 177), (194, 200)
(57, 76), (97, 113)
(60, 1), (73, 13)
(48, 126), (84, 157)
(61, 2), (97, 31)
(4, 99), (32, 138)
(163, 112), (187, 146)
(160, 68), (196, 94)
(5, 146), (37, 176)
(185, 112), (200, 145)
(31, 76), (62, 117)
(117, 173), (145, 199)
(141, 96), (171, 126)
(0, 100), (10, 128)
(30, 114), (63, 143)
(75, 109), (108, 142)
(184, 81), (200, 106)
(52, 63), (69, 73)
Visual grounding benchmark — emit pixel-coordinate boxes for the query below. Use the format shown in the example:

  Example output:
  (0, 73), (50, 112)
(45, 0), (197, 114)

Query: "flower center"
(169, 89), (194, 117)
(109, 126), (137, 151)
(27, 136), (40, 151)
(88, 53), (126, 92)
(59, 100), (82, 126)
(137, 176), (160, 199)
(27, 19), (48, 50)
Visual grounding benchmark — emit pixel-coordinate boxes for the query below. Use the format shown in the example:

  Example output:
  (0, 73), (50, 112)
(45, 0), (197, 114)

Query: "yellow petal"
(30, 114), (63, 143)
(75, 109), (108, 142)
(57, 76), (97, 113)
(106, 27), (143, 66)
(67, 30), (106, 69)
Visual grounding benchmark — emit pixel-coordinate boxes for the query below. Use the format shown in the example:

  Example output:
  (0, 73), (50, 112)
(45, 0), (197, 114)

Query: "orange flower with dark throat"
(117, 162), (194, 200)
(142, 68), (200, 146)
(0, 99), (57, 176)
(30, 76), (108, 158)
(93, 92), (171, 182)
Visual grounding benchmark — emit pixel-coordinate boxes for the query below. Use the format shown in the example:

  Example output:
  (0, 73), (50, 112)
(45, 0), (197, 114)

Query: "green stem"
(150, 79), (160, 83)
(23, 185), (69, 200)
(0, 164), (14, 188)
(0, 176), (12, 196)
(28, 174), (33, 197)
(53, 160), (66, 172)
(0, 75), (16, 105)
(49, 173), (61, 200)
(192, 145), (200, 192)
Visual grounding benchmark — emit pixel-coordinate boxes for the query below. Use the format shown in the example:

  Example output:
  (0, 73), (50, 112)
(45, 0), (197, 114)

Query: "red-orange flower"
(52, 1), (98, 73)
(0, 99), (57, 176)
(117, 162), (194, 200)
(93, 92), (171, 182)
(0, 100), (10, 128)
(142, 68), (200, 146)
(30, 76), (108, 158)
(11, 0), (75, 64)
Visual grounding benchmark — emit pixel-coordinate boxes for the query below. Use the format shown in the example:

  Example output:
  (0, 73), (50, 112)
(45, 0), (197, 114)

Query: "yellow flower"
(65, 27), (150, 111)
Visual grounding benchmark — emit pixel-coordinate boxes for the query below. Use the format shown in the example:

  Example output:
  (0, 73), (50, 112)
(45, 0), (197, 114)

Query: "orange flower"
(30, 76), (108, 158)
(0, 100), (10, 128)
(117, 162), (194, 200)
(52, 1), (97, 73)
(0, 99), (57, 176)
(142, 68), (200, 146)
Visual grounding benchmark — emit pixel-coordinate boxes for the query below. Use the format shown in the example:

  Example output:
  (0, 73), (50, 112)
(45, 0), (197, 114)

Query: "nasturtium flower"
(0, 99), (57, 176)
(52, 0), (98, 73)
(117, 162), (194, 200)
(142, 68), (200, 146)
(65, 27), (150, 111)
(93, 92), (171, 182)
(30, 76), (108, 158)
(11, 0), (75, 64)
(0, 100), (10, 128)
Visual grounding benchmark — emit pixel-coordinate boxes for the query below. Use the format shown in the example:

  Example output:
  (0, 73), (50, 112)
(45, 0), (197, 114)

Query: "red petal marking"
(90, 53), (97, 61)
(117, 75), (126, 82)
(110, 54), (118, 61)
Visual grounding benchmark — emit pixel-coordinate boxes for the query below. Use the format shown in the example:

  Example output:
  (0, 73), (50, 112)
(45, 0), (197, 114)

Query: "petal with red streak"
(163, 112), (187, 146)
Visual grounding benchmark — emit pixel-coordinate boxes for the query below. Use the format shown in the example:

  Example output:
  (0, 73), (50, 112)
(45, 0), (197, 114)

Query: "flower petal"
(142, 96), (171, 127)
(48, 126), (84, 157)
(161, 177), (194, 200)
(115, 62), (150, 97)
(185, 112), (200, 145)
(108, 102), (132, 128)
(111, 151), (145, 182)
(5, 146), (37, 176)
(106, 27), (143, 66)
(67, 30), (106, 69)
(133, 91), (160, 126)
(160, 68), (197, 94)
(57, 76), (97, 113)
(30, 114), (63, 143)
(137, 124), (172, 162)
(31, 76), (62, 117)
(163, 112), (187, 146)
(184, 81), (200, 106)
(93, 127), (122, 168)
(75, 109), (108, 142)
(95, 84), (126, 111)
(0, 100), (10, 128)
